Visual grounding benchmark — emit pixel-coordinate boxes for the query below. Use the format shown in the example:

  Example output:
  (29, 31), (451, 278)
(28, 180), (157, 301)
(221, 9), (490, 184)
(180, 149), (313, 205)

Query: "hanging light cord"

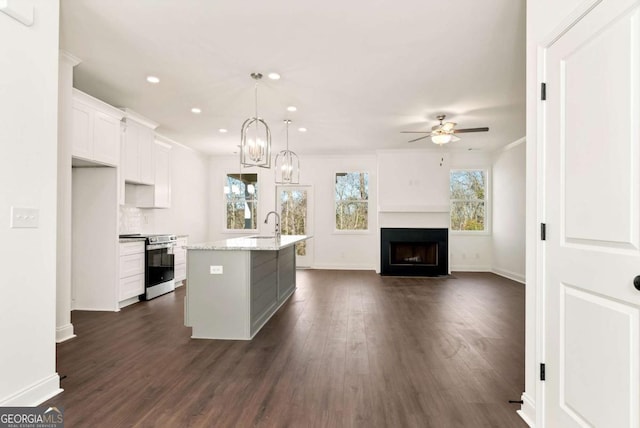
(286, 120), (289, 150)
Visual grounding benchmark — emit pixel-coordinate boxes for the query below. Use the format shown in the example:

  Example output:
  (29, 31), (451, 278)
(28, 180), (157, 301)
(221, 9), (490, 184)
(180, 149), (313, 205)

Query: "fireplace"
(380, 228), (448, 276)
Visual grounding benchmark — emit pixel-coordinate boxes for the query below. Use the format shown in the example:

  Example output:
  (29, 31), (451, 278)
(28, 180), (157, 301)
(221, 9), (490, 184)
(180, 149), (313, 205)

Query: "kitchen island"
(185, 235), (310, 340)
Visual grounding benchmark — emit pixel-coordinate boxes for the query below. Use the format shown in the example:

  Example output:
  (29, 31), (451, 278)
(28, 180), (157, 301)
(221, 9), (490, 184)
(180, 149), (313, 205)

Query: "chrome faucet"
(264, 211), (281, 241)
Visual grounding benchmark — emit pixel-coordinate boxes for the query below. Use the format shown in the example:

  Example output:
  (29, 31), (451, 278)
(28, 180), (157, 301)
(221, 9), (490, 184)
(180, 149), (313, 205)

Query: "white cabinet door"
(153, 142), (171, 208)
(133, 141), (172, 208)
(92, 111), (120, 166)
(71, 90), (123, 167)
(119, 274), (144, 301)
(543, 0), (640, 426)
(123, 121), (140, 182)
(138, 126), (155, 185)
(118, 241), (145, 302)
(71, 100), (92, 160)
(122, 119), (156, 186)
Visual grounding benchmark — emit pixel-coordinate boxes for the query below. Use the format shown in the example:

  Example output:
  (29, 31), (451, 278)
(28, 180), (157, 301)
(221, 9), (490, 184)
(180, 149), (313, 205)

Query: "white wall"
(0, 0), (62, 405)
(524, 0), (584, 425)
(492, 140), (526, 283)
(139, 142), (209, 242)
(208, 154), (378, 270)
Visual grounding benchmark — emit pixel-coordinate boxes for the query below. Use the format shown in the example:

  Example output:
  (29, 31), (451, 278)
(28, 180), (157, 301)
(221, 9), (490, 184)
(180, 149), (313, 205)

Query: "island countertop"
(187, 234), (310, 251)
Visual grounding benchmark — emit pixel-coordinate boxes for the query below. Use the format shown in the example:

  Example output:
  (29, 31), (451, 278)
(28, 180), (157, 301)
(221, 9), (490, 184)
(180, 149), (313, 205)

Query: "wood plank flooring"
(47, 271), (527, 427)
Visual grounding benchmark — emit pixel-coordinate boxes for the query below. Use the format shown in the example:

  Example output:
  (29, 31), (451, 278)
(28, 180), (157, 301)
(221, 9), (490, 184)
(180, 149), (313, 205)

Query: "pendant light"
(275, 119), (300, 184)
(240, 73), (272, 168)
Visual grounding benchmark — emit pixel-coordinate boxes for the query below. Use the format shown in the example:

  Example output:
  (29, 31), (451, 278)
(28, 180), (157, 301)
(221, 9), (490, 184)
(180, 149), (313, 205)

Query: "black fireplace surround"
(380, 228), (448, 276)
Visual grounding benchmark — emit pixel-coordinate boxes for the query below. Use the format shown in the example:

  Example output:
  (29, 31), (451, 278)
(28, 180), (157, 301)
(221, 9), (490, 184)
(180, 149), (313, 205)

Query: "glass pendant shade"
(431, 133), (453, 145)
(240, 73), (272, 168)
(275, 120), (300, 184)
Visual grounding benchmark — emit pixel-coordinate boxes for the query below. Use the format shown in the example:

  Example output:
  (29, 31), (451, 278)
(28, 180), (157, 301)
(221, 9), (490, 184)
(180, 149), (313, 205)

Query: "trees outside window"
(225, 173), (258, 230)
(450, 169), (487, 231)
(335, 172), (368, 231)
(279, 188), (308, 256)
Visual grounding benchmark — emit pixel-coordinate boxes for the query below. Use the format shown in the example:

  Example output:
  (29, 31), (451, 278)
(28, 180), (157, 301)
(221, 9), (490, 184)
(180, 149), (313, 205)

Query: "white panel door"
(544, 0), (640, 426)
(277, 185), (313, 267)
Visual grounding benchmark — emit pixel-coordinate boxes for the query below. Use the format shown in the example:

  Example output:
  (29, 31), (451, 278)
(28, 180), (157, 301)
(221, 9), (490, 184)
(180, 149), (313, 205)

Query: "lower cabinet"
(187, 246), (297, 340)
(174, 237), (187, 286)
(119, 241), (145, 303)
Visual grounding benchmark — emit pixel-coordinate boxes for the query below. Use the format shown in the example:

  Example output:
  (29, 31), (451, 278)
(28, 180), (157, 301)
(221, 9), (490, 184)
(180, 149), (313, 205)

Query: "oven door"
(146, 242), (175, 287)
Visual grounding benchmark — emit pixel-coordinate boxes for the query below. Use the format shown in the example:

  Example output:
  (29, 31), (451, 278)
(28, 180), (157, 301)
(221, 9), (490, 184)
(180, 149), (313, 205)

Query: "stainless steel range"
(120, 234), (177, 300)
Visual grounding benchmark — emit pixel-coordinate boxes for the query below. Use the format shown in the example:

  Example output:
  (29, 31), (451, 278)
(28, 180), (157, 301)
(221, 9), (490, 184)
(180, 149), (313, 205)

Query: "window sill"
(449, 230), (491, 237)
(332, 229), (371, 235)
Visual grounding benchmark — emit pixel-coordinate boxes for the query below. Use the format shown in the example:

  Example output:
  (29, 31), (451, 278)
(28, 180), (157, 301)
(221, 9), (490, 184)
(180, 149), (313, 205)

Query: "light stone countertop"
(187, 235), (310, 251)
(118, 237), (146, 243)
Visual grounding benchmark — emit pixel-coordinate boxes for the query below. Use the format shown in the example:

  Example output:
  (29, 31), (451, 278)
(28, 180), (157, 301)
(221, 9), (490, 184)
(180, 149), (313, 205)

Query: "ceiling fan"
(402, 114), (489, 145)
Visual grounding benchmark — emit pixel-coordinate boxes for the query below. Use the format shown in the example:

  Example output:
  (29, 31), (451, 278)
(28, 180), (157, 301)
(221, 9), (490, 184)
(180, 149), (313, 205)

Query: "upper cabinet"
(130, 140), (172, 208)
(121, 109), (158, 185)
(72, 89), (124, 166)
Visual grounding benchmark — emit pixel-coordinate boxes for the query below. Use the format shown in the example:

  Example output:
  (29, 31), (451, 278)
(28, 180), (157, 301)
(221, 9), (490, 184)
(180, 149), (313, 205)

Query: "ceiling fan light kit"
(402, 114), (489, 145)
(431, 133), (453, 145)
(240, 72), (272, 168)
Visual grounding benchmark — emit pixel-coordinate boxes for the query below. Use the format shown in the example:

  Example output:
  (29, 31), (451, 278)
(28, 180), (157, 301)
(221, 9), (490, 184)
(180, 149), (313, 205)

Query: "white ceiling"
(60, 0), (526, 156)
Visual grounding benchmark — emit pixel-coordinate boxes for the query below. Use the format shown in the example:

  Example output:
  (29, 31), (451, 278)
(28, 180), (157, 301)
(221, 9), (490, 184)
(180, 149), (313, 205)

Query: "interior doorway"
(277, 185), (313, 267)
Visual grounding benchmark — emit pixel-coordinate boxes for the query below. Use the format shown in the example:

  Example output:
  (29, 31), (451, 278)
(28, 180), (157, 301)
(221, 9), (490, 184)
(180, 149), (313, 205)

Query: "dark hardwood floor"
(47, 271), (527, 428)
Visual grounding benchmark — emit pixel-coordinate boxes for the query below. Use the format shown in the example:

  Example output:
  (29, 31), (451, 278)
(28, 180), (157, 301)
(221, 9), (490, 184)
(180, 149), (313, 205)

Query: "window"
(335, 172), (369, 230)
(225, 173), (258, 230)
(450, 169), (487, 231)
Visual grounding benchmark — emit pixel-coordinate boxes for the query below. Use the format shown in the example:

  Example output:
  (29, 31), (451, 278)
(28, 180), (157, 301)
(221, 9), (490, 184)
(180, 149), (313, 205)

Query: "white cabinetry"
(128, 140), (172, 208)
(174, 237), (187, 286)
(118, 241), (145, 305)
(72, 89), (124, 166)
(121, 109), (158, 185)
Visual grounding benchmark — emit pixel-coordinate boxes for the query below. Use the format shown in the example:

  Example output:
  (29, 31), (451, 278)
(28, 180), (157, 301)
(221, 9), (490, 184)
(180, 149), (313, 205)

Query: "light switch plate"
(10, 207), (39, 228)
(210, 265), (223, 274)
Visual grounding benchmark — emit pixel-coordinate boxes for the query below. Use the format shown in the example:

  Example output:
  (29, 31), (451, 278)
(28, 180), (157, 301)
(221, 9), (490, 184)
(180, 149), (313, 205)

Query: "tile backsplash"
(119, 206), (143, 235)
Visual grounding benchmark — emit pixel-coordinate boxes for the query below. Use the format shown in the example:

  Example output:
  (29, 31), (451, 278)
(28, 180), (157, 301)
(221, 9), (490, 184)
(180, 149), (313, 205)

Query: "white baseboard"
(55, 323), (76, 343)
(0, 373), (62, 406)
(118, 296), (140, 309)
(517, 392), (536, 427)
(492, 267), (525, 284)
(450, 265), (491, 272)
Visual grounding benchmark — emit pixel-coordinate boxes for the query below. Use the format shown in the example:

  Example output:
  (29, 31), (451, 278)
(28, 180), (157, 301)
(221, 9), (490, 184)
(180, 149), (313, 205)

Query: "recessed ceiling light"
(287, 106), (297, 112)
(146, 75), (160, 84)
(298, 127), (307, 132)
(267, 72), (281, 80)
(191, 107), (202, 114)
(219, 128), (228, 133)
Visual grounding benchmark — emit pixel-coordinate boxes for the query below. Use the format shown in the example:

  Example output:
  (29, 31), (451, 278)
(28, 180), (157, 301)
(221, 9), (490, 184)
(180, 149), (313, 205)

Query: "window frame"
(449, 168), (491, 235)
(223, 172), (259, 233)
(333, 170), (370, 234)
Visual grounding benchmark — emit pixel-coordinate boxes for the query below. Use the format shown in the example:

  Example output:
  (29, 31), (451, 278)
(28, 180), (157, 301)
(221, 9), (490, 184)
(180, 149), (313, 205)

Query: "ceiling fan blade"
(453, 127), (489, 134)
(408, 135), (430, 143)
(401, 131), (430, 134)
(451, 135), (461, 142)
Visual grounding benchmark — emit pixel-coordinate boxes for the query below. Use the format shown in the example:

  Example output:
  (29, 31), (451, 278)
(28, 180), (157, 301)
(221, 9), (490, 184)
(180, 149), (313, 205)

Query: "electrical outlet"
(210, 265), (223, 274)
(10, 207), (39, 228)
